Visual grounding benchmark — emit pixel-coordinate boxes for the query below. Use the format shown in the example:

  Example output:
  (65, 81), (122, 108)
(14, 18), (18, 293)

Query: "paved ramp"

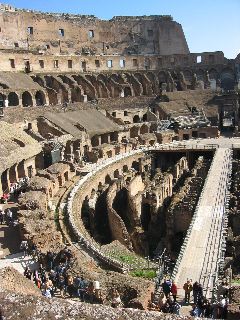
(172, 148), (232, 299)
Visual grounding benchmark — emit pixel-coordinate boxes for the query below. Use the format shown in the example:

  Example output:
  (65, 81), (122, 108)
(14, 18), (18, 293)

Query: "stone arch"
(196, 69), (205, 81)
(35, 90), (46, 106)
(158, 71), (167, 84)
(71, 86), (83, 102)
(22, 91), (33, 107)
(140, 124), (149, 134)
(31, 75), (45, 87)
(133, 115), (141, 123)
(134, 73), (149, 95)
(72, 75), (96, 100)
(97, 74), (107, 83)
(130, 126), (139, 138)
(8, 92), (19, 106)
(122, 87), (132, 97)
(146, 72), (158, 94)
(220, 68), (235, 90)
(183, 70), (192, 82)
(208, 68), (219, 80)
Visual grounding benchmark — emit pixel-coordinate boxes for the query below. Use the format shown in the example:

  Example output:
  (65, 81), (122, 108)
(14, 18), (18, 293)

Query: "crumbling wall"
(106, 181), (133, 250)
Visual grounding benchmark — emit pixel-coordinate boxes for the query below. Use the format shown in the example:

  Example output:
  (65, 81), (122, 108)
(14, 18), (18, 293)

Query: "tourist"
(86, 281), (95, 303)
(44, 277), (54, 297)
(171, 301), (181, 315)
(58, 274), (66, 298)
(75, 275), (87, 302)
(20, 240), (28, 257)
(111, 288), (123, 308)
(24, 266), (32, 280)
(171, 280), (178, 302)
(190, 304), (201, 317)
(6, 208), (13, 225)
(202, 299), (212, 318)
(42, 288), (52, 298)
(192, 281), (199, 304)
(46, 251), (55, 271)
(67, 275), (74, 298)
(162, 278), (171, 298)
(183, 279), (193, 303)
(147, 300), (158, 311)
(0, 208), (5, 224)
(218, 295), (228, 319)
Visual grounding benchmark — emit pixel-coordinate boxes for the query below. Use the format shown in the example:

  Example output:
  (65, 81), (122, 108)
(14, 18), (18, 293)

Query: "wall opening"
(197, 56), (202, 63)
(59, 28), (64, 37)
(22, 91), (33, 107)
(54, 60), (59, 68)
(120, 59), (125, 68)
(107, 60), (113, 68)
(133, 115), (140, 123)
(27, 26), (33, 35)
(35, 91), (46, 106)
(95, 60), (100, 68)
(8, 92), (19, 106)
(9, 59), (15, 68)
(89, 30), (94, 38)
(39, 60), (44, 69)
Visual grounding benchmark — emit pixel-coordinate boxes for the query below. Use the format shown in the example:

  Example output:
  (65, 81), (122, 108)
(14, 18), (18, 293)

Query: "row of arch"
(30, 66), (236, 104)
(0, 90), (47, 107)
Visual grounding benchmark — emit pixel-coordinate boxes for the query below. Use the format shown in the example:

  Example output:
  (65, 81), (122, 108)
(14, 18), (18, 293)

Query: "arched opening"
(113, 188), (131, 230)
(142, 113), (148, 122)
(35, 91), (46, 106)
(0, 93), (4, 108)
(141, 203), (151, 231)
(183, 70), (192, 82)
(140, 124), (149, 134)
(71, 86), (83, 103)
(130, 126), (139, 138)
(209, 68), (218, 80)
(22, 91), (33, 107)
(95, 190), (112, 244)
(133, 115), (140, 123)
(220, 68), (235, 91)
(196, 69), (205, 81)
(158, 71), (167, 89)
(8, 92), (19, 106)
(1, 170), (9, 193)
(123, 87), (132, 97)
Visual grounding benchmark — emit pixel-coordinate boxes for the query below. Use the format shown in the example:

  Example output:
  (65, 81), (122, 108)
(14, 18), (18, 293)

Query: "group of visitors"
(147, 278), (229, 318)
(0, 207), (13, 226)
(23, 245), (124, 307)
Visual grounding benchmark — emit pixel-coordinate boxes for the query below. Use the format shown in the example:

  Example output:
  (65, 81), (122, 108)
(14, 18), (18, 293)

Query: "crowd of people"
(0, 207), (14, 226)
(23, 245), (124, 308)
(147, 278), (229, 319)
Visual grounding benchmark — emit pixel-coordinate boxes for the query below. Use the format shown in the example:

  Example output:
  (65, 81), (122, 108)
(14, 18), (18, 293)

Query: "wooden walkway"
(172, 148), (232, 299)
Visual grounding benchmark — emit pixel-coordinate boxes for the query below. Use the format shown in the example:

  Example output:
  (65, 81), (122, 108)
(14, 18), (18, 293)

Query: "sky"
(7, 0), (240, 59)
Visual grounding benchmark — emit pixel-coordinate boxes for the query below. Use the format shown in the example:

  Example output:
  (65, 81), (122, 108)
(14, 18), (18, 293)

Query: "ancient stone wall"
(0, 10), (189, 56)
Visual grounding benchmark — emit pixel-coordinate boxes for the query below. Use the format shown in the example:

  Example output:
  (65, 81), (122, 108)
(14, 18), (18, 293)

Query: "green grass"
(130, 269), (157, 279)
(232, 279), (240, 285)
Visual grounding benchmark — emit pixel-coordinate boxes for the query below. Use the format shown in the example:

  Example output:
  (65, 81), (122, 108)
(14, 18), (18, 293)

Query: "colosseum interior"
(0, 2), (240, 319)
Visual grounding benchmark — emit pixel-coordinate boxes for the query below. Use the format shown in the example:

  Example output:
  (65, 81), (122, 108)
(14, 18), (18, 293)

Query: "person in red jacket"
(171, 280), (178, 302)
